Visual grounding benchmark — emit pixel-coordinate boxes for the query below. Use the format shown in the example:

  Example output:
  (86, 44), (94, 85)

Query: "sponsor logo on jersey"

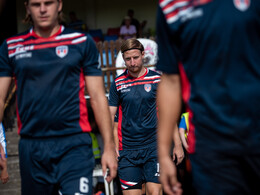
(56, 45), (68, 58)
(144, 84), (152, 92)
(15, 52), (32, 60)
(233, 0), (250, 11)
(121, 88), (131, 93)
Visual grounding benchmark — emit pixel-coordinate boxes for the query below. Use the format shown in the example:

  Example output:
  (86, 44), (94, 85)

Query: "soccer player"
(109, 38), (183, 195)
(0, 0), (117, 194)
(109, 38), (162, 195)
(156, 1), (260, 195)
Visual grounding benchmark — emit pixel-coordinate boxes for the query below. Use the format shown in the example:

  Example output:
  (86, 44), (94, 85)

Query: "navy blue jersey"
(0, 26), (102, 137)
(157, 0), (260, 153)
(109, 69), (160, 150)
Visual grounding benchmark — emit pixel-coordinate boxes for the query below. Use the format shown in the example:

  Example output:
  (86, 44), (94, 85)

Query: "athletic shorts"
(118, 145), (160, 190)
(19, 133), (95, 195)
(190, 150), (260, 195)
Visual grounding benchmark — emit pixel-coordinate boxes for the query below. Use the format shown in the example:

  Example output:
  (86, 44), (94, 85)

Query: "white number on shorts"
(157, 163), (160, 173)
(79, 177), (89, 193)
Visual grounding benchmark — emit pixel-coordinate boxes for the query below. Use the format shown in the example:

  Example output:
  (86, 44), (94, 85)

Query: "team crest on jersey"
(233, 0), (250, 11)
(56, 45), (68, 58)
(144, 84), (151, 92)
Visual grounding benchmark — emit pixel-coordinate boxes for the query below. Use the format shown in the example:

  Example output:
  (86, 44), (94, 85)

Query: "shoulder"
(5, 30), (31, 45)
(148, 69), (161, 77)
(62, 27), (96, 46)
(114, 70), (128, 83)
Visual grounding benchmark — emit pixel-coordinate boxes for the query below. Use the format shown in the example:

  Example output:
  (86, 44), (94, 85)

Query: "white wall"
(16, 0), (157, 36)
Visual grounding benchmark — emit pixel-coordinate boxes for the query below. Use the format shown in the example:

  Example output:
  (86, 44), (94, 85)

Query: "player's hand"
(0, 155), (9, 184)
(0, 161), (9, 184)
(179, 128), (188, 151)
(172, 143), (184, 165)
(159, 156), (183, 195)
(101, 143), (118, 183)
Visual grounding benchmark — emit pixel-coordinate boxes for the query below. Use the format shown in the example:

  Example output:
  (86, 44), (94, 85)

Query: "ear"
(58, 0), (63, 12)
(141, 51), (145, 58)
(24, 1), (30, 15)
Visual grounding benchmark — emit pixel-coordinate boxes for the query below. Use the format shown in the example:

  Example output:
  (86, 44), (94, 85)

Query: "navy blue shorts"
(190, 150), (260, 195)
(118, 145), (160, 190)
(19, 133), (95, 195)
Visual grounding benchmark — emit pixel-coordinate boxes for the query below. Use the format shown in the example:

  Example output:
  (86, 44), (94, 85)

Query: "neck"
(34, 24), (61, 38)
(129, 67), (146, 78)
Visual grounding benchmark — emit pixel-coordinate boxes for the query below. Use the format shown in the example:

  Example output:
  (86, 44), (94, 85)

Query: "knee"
(146, 184), (162, 195)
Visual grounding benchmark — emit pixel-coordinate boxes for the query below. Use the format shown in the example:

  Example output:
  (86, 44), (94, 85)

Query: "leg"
(58, 136), (95, 195)
(143, 147), (162, 195)
(118, 150), (143, 194)
(141, 183), (146, 195)
(19, 138), (56, 195)
(146, 182), (162, 195)
(123, 189), (142, 195)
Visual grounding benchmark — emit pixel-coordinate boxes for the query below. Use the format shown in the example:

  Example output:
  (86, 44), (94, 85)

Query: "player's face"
(123, 49), (145, 75)
(26, 0), (62, 31)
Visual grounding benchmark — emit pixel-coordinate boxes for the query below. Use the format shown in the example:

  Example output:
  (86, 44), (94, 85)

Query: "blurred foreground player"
(0, 0), (117, 194)
(156, 1), (260, 195)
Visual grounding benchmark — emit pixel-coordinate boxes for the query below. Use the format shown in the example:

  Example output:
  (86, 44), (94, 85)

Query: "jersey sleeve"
(156, 6), (180, 74)
(108, 80), (119, 107)
(0, 123), (7, 158)
(82, 36), (102, 76)
(0, 40), (13, 77)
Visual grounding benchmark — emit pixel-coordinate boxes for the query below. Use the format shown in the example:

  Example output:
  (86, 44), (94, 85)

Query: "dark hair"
(23, 0), (65, 24)
(121, 38), (144, 54)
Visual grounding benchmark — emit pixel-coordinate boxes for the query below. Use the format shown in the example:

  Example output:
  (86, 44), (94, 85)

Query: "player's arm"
(157, 74), (182, 195)
(85, 76), (117, 183)
(109, 106), (119, 157)
(172, 124), (184, 165)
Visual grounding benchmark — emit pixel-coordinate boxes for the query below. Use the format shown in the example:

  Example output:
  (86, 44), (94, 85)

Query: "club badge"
(233, 0), (250, 12)
(56, 45), (68, 58)
(144, 84), (151, 92)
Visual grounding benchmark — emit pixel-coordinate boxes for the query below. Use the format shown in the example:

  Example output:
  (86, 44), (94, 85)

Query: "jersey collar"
(30, 25), (64, 39)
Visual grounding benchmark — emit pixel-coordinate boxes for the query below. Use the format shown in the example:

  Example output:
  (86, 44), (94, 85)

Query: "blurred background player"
(178, 112), (189, 150)
(0, 0), (117, 194)
(156, 1), (260, 195)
